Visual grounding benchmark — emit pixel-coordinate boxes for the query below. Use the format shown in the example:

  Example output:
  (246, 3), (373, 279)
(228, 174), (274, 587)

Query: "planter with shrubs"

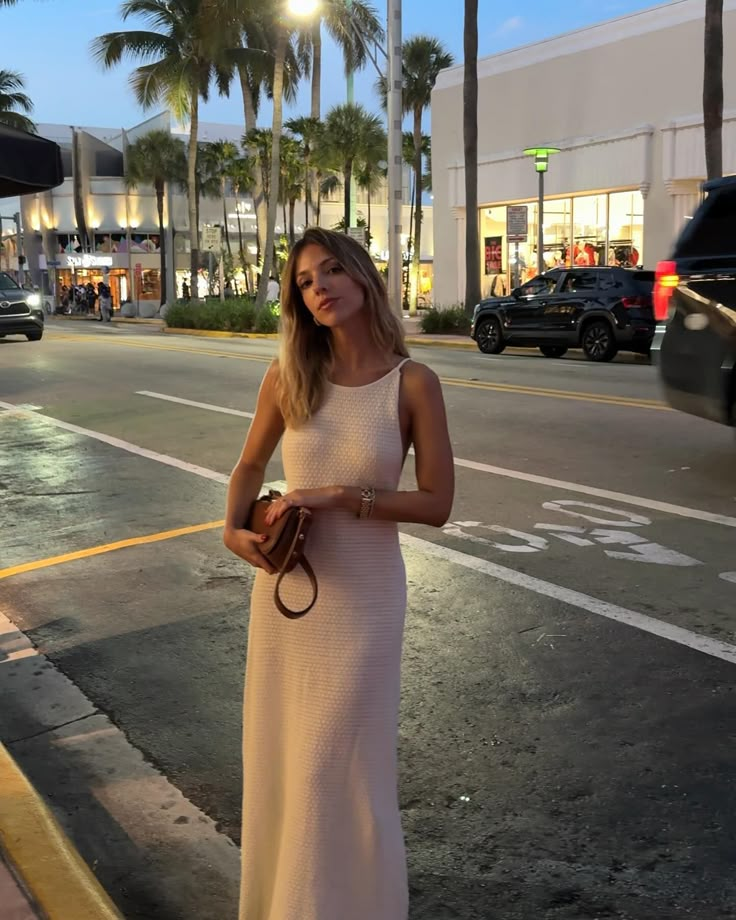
(418, 306), (472, 336)
(164, 297), (279, 334)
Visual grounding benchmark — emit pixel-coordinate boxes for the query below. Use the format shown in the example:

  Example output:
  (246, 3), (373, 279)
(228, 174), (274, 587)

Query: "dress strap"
(395, 357), (412, 371)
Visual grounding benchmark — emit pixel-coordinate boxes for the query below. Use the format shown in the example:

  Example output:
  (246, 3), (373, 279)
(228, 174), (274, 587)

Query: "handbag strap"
(274, 556), (318, 619)
(272, 512), (318, 619)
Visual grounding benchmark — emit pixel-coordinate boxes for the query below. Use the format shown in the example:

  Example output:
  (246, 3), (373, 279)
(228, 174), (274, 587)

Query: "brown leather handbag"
(246, 490), (318, 619)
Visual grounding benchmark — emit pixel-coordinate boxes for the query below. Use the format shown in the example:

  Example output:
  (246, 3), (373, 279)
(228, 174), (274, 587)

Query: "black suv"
(470, 266), (655, 361)
(0, 272), (44, 341)
(652, 177), (736, 427)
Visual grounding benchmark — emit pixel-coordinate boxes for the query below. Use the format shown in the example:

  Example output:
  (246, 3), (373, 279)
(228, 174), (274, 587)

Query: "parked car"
(651, 177), (736, 428)
(0, 272), (44, 341)
(470, 266), (655, 361)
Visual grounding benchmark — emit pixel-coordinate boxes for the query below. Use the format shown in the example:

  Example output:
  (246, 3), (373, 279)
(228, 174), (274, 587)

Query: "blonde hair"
(277, 228), (408, 427)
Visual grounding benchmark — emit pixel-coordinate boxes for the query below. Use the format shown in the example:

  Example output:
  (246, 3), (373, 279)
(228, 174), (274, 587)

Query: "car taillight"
(621, 295), (648, 308)
(653, 260), (679, 321)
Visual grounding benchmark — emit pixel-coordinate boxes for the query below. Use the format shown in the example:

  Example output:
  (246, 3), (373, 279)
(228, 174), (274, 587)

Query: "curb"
(164, 327), (278, 340)
(162, 327), (476, 349)
(0, 742), (123, 920)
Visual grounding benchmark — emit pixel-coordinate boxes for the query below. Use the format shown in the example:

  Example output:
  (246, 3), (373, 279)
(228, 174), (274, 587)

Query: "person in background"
(266, 274), (280, 302)
(224, 280), (234, 299)
(182, 278), (190, 301)
(98, 280), (112, 322)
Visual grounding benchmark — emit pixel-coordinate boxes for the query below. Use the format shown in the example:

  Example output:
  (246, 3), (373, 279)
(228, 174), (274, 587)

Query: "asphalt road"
(1, 318), (735, 920)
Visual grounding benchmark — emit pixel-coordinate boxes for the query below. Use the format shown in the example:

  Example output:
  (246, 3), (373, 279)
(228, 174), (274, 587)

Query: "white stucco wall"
(432, 0), (736, 304)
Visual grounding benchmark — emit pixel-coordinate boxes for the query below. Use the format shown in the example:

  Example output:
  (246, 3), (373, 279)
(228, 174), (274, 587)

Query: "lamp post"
(523, 146), (559, 276)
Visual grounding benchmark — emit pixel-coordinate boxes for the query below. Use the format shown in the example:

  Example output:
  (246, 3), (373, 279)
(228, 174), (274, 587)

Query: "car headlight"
(472, 303), (480, 317)
(26, 293), (41, 308)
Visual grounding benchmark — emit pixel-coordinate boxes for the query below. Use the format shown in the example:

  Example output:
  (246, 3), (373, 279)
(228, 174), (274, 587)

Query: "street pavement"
(1, 318), (735, 920)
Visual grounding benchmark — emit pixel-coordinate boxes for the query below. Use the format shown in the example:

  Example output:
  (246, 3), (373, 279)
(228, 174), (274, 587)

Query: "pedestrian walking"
(224, 227), (454, 920)
(265, 274), (279, 302)
(181, 278), (190, 301)
(98, 281), (112, 322)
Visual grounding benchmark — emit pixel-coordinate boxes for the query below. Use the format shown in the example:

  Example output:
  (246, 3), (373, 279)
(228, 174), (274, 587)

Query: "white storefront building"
(431, 0), (736, 305)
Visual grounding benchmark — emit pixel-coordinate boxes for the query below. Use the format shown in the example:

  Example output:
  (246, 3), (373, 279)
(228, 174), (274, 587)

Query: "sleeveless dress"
(239, 358), (411, 920)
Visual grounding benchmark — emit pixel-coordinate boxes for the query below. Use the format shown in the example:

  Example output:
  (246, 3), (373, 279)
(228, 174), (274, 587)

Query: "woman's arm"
(223, 361), (285, 572)
(264, 363), (454, 529)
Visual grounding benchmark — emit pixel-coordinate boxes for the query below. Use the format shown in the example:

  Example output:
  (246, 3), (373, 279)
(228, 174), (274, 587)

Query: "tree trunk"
(289, 199), (296, 246)
(410, 107), (423, 315)
(222, 179), (233, 257)
(463, 0), (481, 313)
(704, 0), (724, 180)
(304, 148), (311, 229)
(239, 68), (268, 264)
(188, 94), (200, 295)
(405, 175), (415, 310)
(236, 203), (248, 293)
(310, 21), (322, 120)
(344, 160), (352, 230)
(256, 31), (287, 310)
(316, 182), (322, 227)
(156, 180), (167, 307)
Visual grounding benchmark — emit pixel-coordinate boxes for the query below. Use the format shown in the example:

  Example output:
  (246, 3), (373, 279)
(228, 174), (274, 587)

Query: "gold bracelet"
(358, 486), (376, 519)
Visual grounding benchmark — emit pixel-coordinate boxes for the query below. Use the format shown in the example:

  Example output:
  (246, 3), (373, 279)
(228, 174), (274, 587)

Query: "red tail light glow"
(653, 260), (679, 321)
(621, 295), (647, 308)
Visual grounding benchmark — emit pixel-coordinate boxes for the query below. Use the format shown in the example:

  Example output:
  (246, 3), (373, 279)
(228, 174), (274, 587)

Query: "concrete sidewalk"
(0, 743), (123, 920)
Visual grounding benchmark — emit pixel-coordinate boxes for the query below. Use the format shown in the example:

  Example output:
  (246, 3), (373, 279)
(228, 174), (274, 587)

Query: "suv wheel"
(476, 317), (505, 355)
(582, 320), (617, 362)
(25, 331), (43, 342)
(539, 345), (568, 358)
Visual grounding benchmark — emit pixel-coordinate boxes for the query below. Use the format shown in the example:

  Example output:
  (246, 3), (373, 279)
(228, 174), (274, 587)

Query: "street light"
(523, 146), (559, 276)
(287, 0), (403, 318)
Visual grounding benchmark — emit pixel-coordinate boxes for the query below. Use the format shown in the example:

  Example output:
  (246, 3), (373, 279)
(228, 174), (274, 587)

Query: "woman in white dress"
(224, 228), (454, 920)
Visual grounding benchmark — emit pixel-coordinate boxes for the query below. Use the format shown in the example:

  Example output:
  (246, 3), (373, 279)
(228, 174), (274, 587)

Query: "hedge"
(164, 297), (279, 334)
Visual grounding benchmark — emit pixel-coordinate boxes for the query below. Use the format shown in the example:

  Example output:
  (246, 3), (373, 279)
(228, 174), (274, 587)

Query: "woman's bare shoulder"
(400, 359), (440, 390)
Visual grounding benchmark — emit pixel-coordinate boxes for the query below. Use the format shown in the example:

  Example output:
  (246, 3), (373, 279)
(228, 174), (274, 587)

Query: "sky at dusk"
(4, 0), (674, 132)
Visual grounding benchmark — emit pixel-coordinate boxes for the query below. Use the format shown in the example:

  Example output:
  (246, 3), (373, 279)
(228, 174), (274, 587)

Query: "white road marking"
(137, 391), (255, 419)
(4, 399), (734, 664)
(134, 390), (736, 530)
(0, 400), (230, 484)
(720, 572), (736, 585)
(400, 534), (736, 666)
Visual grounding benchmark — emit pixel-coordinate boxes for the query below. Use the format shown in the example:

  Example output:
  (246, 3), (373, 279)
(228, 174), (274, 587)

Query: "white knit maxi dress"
(239, 359), (411, 920)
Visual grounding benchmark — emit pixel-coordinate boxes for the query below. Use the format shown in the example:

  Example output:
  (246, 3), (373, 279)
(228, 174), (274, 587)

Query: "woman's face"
(294, 243), (365, 328)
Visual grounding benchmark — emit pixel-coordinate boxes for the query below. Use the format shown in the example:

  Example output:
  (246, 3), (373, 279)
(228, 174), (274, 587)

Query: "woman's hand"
(223, 526), (277, 575)
(263, 487), (341, 526)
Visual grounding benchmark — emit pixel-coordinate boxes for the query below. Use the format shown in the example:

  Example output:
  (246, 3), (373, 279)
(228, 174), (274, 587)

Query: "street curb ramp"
(0, 742), (123, 920)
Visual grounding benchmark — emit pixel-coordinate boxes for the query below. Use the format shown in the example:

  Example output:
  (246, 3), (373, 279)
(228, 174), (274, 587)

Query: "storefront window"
(137, 268), (161, 302)
(608, 191), (644, 267)
(572, 194), (607, 267)
(478, 188), (646, 295)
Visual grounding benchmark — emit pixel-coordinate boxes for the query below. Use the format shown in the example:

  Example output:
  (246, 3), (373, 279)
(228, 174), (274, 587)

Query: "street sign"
(347, 226), (367, 246)
(46, 259), (61, 267)
(201, 226), (222, 252)
(507, 205), (529, 243)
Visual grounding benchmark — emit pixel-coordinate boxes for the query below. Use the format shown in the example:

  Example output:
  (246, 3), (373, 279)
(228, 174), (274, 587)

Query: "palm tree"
(229, 155), (255, 289)
(298, 0), (384, 119)
(704, 0), (724, 179)
(285, 115), (323, 228)
(464, 0), (480, 313)
(93, 0), (230, 292)
(379, 36), (451, 313)
(125, 130), (187, 306)
(324, 103), (385, 230)
(0, 70), (35, 133)
(355, 157), (384, 245)
(199, 140), (239, 258)
(279, 134), (305, 246)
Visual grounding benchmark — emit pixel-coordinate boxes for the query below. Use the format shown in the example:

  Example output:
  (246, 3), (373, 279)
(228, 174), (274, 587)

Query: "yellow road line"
(0, 520), (225, 580)
(439, 376), (670, 410)
(0, 743), (123, 920)
(44, 331), (668, 411)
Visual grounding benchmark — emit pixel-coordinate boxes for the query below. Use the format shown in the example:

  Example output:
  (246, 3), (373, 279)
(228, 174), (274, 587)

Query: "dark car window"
(629, 271), (655, 293)
(518, 275), (557, 297)
(674, 187), (736, 258)
(561, 271), (598, 293)
(0, 272), (20, 291)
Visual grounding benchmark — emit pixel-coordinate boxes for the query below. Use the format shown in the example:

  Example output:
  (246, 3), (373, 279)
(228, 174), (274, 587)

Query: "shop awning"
(0, 124), (64, 198)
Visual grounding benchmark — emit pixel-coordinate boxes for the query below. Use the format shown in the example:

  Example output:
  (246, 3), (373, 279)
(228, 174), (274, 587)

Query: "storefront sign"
(484, 236), (503, 275)
(66, 254), (114, 269)
(507, 205), (529, 243)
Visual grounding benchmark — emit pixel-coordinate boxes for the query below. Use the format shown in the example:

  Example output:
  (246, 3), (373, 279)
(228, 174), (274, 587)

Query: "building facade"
(17, 113), (434, 311)
(431, 0), (736, 305)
